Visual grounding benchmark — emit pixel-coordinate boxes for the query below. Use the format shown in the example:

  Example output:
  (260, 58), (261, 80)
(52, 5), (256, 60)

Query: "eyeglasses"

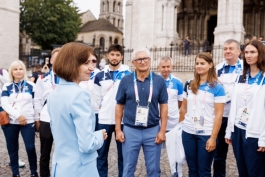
(86, 59), (97, 65)
(133, 57), (150, 63)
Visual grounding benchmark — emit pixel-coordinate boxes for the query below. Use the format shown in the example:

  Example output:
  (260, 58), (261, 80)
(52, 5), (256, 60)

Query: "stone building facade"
(99, 0), (124, 32)
(0, 1), (20, 69)
(125, 0), (263, 49)
(77, 1), (123, 51)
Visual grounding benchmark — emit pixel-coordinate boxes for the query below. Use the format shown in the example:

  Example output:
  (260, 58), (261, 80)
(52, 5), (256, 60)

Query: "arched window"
(103, 2), (105, 12)
(113, 1), (116, 12)
(114, 38), (118, 44)
(118, 19), (120, 28)
(100, 37), (105, 50)
(118, 3), (120, 13)
(113, 18), (116, 26)
(107, 1), (109, 12)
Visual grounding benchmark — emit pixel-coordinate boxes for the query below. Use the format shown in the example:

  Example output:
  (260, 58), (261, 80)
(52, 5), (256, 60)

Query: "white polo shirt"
(182, 81), (226, 135)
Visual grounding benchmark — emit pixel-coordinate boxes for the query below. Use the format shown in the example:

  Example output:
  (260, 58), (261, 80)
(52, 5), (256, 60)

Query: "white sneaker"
(18, 159), (25, 168)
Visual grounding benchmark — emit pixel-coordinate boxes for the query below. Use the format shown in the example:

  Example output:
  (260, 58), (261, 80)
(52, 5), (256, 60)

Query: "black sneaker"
(12, 174), (20, 177)
(30, 173), (39, 177)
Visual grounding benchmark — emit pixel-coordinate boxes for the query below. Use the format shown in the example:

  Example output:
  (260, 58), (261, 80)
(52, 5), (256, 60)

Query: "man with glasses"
(94, 44), (131, 177)
(115, 47), (168, 177)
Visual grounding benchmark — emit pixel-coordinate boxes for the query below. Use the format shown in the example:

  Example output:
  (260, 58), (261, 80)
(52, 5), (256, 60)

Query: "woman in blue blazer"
(47, 42), (107, 177)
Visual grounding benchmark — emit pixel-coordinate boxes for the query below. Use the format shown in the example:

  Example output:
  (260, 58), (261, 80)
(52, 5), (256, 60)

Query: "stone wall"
(0, 1), (20, 69)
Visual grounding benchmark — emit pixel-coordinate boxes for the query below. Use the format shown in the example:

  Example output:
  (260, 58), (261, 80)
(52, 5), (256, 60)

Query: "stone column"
(214, 0), (245, 45)
(124, 0), (133, 50)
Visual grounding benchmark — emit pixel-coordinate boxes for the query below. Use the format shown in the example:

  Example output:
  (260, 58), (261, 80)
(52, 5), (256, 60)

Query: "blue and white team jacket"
(164, 74), (183, 131)
(216, 59), (243, 117)
(34, 70), (60, 123)
(1, 80), (37, 124)
(79, 68), (100, 114)
(94, 65), (131, 124)
(226, 72), (265, 147)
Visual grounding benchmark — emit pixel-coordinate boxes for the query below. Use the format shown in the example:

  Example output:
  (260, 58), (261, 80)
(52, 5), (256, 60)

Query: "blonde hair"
(8, 60), (28, 82)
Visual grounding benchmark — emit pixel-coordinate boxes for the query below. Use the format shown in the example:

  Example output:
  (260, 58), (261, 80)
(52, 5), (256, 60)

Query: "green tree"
(20, 0), (81, 49)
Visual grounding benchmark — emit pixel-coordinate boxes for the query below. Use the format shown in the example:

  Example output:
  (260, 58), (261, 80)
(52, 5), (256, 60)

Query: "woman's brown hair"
(190, 52), (218, 94)
(242, 40), (265, 81)
(53, 42), (94, 82)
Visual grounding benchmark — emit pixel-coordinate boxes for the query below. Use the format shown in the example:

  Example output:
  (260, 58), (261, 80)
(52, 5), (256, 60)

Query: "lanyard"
(12, 80), (26, 93)
(193, 83), (210, 112)
(220, 60), (241, 84)
(12, 80), (26, 101)
(134, 71), (153, 107)
(243, 70), (262, 105)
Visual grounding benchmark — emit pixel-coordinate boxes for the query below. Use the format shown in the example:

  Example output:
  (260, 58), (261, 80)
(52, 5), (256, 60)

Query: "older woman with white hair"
(1, 60), (38, 177)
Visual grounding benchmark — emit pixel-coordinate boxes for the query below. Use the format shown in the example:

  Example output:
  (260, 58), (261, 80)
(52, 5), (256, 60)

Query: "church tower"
(99, 0), (124, 32)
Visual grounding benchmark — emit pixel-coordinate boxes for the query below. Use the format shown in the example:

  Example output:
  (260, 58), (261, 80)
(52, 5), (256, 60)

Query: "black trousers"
(39, 121), (53, 177)
(213, 117), (229, 177)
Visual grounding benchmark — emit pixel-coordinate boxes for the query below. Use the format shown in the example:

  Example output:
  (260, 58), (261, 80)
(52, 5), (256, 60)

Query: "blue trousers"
(231, 126), (265, 177)
(123, 125), (161, 177)
(182, 131), (215, 177)
(1, 123), (37, 175)
(96, 124), (123, 177)
(213, 117), (228, 177)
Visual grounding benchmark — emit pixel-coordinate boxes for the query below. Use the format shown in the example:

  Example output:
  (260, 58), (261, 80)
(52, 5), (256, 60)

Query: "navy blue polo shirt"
(116, 72), (168, 128)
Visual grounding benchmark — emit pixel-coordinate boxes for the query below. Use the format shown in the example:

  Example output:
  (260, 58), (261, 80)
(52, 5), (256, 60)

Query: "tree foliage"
(20, 0), (81, 49)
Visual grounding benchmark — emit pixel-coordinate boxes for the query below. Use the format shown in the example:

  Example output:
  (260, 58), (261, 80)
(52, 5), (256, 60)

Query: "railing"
(19, 45), (228, 72)
(97, 45), (226, 72)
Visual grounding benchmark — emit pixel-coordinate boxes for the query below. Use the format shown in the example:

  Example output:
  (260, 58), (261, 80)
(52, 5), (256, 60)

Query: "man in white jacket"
(214, 39), (243, 177)
(34, 47), (60, 177)
(94, 44), (131, 177)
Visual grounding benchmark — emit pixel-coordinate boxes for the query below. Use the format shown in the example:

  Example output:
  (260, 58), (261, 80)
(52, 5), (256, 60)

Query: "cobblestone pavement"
(0, 131), (238, 177)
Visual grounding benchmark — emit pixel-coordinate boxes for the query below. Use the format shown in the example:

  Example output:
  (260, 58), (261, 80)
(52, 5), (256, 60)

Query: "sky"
(73, 0), (126, 19)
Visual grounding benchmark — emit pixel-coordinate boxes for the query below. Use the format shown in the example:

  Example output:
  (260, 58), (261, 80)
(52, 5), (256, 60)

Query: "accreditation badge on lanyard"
(192, 83), (209, 134)
(134, 71), (153, 127)
(238, 71), (261, 127)
(12, 81), (26, 113)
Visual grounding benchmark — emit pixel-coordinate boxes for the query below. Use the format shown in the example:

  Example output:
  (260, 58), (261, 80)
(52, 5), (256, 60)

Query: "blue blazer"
(47, 79), (104, 177)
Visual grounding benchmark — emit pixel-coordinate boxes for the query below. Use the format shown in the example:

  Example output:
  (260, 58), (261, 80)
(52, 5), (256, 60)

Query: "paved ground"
(0, 131), (238, 177)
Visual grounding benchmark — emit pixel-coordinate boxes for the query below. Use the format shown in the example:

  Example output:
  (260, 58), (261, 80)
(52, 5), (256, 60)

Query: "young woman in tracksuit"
(225, 40), (265, 177)
(1, 60), (38, 177)
(179, 52), (225, 177)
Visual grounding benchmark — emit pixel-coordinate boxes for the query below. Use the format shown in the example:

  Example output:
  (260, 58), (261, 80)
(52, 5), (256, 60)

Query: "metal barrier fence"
(97, 45), (226, 72)
(19, 45), (227, 72)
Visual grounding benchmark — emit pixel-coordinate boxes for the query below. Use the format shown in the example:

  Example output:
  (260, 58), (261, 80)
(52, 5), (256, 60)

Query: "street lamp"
(169, 41), (174, 58)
